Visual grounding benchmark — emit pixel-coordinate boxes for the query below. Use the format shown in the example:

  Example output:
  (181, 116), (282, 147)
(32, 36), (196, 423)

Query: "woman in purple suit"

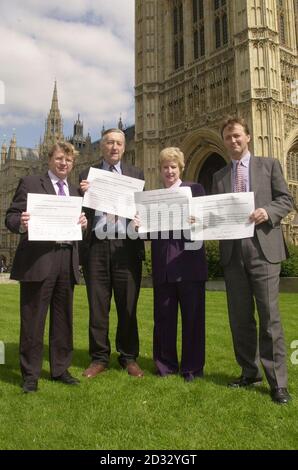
(151, 148), (208, 381)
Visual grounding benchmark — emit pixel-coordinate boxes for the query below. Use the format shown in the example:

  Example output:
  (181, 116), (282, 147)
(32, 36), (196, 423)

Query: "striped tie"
(235, 161), (245, 192)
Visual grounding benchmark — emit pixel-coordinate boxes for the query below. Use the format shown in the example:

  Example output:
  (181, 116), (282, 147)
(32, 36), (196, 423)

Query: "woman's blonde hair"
(159, 147), (185, 173)
(48, 141), (77, 161)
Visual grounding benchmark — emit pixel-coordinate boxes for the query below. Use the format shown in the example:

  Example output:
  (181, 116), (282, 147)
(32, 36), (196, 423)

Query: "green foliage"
(143, 241), (298, 279)
(281, 243), (298, 277)
(143, 245), (152, 276)
(204, 240), (223, 279)
(142, 241), (223, 279)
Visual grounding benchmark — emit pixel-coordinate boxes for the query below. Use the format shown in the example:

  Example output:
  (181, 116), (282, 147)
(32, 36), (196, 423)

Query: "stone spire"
(118, 115), (124, 131)
(101, 122), (105, 137)
(73, 114), (83, 139)
(42, 81), (64, 157)
(1, 137), (7, 165)
(8, 131), (17, 160)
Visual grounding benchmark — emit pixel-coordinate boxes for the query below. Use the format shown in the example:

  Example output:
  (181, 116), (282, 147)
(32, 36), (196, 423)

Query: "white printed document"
(134, 187), (192, 234)
(83, 167), (145, 219)
(27, 193), (83, 241)
(190, 192), (255, 240)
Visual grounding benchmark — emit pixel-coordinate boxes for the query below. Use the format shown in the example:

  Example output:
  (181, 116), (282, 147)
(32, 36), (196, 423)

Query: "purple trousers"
(153, 281), (205, 378)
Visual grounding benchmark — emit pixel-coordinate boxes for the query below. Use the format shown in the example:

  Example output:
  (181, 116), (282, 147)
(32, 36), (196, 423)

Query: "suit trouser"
(19, 246), (74, 381)
(153, 281), (205, 376)
(84, 237), (142, 366)
(223, 237), (288, 389)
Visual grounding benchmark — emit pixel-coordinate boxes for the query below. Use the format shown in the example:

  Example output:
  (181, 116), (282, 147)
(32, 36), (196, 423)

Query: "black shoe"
(52, 370), (80, 385)
(271, 387), (292, 404)
(183, 371), (203, 382)
(22, 379), (38, 393)
(228, 375), (262, 388)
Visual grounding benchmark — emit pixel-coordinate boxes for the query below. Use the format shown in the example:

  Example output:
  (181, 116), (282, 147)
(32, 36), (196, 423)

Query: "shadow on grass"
(203, 370), (270, 397)
(72, 349), (156, 374)
(0, 343), (156, 386)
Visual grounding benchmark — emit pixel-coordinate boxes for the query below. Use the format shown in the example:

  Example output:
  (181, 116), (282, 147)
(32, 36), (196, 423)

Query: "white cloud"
(0, 0), (135, 146)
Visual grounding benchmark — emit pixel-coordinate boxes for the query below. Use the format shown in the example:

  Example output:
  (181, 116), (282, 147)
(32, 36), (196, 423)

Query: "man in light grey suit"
(212, 117), (293, 404)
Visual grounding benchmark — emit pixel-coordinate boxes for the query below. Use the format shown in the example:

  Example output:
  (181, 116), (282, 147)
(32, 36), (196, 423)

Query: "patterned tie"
(235, 161), (245, 192)
(56, 180), (66, 196)
(108, 165), (118, 222)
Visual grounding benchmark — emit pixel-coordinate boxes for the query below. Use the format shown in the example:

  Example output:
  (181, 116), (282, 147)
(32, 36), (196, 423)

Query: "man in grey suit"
(212, 117), (293, 404)
(79, 129), (145, 378)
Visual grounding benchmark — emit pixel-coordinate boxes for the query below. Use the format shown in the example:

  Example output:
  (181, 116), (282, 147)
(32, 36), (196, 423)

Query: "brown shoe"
(82, 363), (107, 378)
(124, 362), (144, 378)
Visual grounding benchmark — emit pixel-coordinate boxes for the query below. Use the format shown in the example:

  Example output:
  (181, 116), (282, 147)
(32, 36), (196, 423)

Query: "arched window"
(278, 0), (287, 45)
(214, 0), (228, 49)
(193, 0), (205, 60)
(173, 0), (184, 70)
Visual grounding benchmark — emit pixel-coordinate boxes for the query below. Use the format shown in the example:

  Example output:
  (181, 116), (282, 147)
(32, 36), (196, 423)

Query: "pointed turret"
(8, 131), (17, 160)
(101, 122), (105, 137)
(41, 81), (64, 159)
(73, 114), (83, 139)
(1, 137), (7, 165)
(118, 115), (124, 131)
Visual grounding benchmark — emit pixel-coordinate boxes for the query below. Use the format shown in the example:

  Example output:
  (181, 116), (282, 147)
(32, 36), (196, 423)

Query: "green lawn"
(0, 285), (297, 450)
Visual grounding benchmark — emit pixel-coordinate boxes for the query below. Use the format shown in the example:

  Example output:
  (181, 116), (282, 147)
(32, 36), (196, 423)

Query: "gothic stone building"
(0, 83), (135, 266)
(135, 0), (298, 241)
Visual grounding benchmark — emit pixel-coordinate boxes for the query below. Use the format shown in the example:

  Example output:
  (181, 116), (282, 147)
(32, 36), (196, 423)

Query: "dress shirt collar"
(102, 159), (122, 174)
(48, 170), (69, 189)
(165, 178), (182, 190)
(231, 151), (251, 169)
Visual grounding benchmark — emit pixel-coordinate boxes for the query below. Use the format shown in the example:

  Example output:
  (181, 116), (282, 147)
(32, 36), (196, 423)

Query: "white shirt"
(48, 170), (70, 196)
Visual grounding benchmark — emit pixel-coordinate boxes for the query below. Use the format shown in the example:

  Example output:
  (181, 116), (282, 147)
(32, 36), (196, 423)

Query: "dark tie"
(235, 161), (245, 192)
(56, 180), (66, 196)
(108, 165), (118, 222)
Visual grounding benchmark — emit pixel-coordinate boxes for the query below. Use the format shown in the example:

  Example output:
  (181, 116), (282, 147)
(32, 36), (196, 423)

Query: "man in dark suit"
(212, 117), (293, 404)
(79, 128), (145, 378)
(5, 142), (87, 393)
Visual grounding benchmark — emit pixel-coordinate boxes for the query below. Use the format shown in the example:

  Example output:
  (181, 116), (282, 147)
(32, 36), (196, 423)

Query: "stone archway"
(197, 153), (226, 195)
(181, 127), (227, 193)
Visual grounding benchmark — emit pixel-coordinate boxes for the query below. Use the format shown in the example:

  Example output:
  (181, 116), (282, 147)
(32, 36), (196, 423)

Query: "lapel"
(69, 184), (78, 197)
(40, 173), (56, 195)
(249, 155), (261, 193)
(221, 163), (232, 193)
(120, 162), (129, 176)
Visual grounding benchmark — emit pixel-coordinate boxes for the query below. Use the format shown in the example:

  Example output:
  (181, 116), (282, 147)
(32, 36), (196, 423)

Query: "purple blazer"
(151, 182), (208, 286)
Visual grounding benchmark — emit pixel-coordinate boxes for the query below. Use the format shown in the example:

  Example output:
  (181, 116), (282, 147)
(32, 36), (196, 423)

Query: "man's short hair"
(101, 128), (125, 141)
(220, 116), (250, 137)
(48, 141), (77, 160)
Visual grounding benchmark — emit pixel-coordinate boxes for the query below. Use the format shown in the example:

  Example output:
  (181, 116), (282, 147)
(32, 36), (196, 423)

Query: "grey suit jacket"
(212, 156), (293, 265)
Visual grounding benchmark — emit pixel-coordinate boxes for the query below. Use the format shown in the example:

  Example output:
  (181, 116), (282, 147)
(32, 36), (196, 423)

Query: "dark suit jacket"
(5, 174), (81, 283)
(151, 182), (208, 286)
(212, 156), (293, 265)
(79, 161), (145, 264)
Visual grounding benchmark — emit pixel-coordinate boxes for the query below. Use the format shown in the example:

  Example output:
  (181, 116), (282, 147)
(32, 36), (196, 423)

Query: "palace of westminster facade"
(1, 0), (298, 265)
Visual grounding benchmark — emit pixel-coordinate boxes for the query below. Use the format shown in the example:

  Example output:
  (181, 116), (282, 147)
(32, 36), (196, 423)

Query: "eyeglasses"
(54, 157), (74, 164)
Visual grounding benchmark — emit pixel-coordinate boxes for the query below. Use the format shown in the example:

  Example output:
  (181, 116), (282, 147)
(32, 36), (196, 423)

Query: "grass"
(0, 285), (297, 450)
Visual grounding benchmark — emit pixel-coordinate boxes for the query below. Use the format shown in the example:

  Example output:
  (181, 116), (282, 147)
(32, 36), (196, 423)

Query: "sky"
(0, 0), (135, 148)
